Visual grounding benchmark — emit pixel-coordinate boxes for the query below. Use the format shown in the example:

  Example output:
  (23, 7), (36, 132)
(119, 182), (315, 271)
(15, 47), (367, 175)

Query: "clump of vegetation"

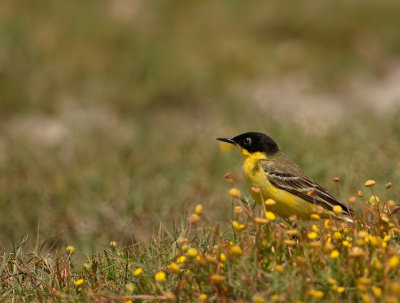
(2, 173), (399, 302)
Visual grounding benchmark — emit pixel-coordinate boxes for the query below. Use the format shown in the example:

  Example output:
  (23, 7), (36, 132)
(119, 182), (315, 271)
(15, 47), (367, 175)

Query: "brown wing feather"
(260, 156), (354, 216)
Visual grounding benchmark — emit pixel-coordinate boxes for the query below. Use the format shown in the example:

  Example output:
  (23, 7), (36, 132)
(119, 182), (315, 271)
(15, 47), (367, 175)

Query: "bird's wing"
(261, 161), (354, 216)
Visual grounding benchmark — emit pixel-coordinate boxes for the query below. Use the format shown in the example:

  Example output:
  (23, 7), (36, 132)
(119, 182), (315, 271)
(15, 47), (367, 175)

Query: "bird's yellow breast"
(239, 148), (320, 219)
(240, 150), (279, 203)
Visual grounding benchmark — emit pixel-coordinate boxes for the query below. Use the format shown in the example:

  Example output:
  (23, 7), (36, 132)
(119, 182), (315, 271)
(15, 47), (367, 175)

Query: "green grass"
(1, 183), (400, 302)
(1, 0), (400, 301)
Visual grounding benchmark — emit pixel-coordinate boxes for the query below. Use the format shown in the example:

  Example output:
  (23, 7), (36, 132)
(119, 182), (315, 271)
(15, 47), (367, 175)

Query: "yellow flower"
(66, 245), (75, 255)
(389, 255), (399, 270)
(342, 240), (352, 247)
(232, 221), (245, 232)
(360, 294), (371, 303)
(369, 236), (380, 247)
(155, 271), (166, 282)
(234, 206), (243, 214)
(74, 279), (84, 287)
(309, 241), (322, 248)
(310, 214), (321, 220)
(265, 212), (276, 221)
(188, 213), (200, 223)
(364, 180), (376, 187)
(252, 295), (265, 303)
(229, 188), (241, 198)
(176, 255), (186, 264)
(254, 217), (268, 225)
(330, 250), (339, 259)
(187, 248), (198, 258)
(109, 241), (117, 249)
(133, 268), (143, 276)
(205, 255), (217, 264)
(265, 198), (276, 206)
(308, 232), (318, 240)
(284, 240), (297, 246)
(368, 195), (380, 206)
(195, 204), (203, 216)
(210, 274), (225, 284)
(357, 284), (368, 293)
(308, 290), (324, 299)
(372, 286), (382, 298)
(286, 229), (298, 236)
(337, 287), (345, 293)
(341, 227), (349, 234)
(358, 230), (368, 238)
(333, 232), (342, 241)
(251, 186), (261, 193)
(381, 215), (389, 223)
(357, 277), (371, 285)
(348, 247), (365, 258)
(182, 244), (189, 252)
(312, 224), (319, 233)
(372, 257), (383, 271)
(230, 245), (243, 257)
(198, 294), (208, 302)
(333, 205), (342, 214)
(169, 262), (181, 274)
(125, 300), (133, 303)
(220, 253), (226, 262)
(274, 264), (284, 273)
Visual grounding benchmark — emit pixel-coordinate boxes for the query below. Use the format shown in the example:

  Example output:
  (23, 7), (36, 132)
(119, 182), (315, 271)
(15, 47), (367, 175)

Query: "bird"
(217, 132), (354, 222)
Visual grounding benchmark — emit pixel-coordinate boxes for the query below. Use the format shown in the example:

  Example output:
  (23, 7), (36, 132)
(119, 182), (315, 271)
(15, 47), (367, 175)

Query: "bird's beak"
(216, 137), (237, 145)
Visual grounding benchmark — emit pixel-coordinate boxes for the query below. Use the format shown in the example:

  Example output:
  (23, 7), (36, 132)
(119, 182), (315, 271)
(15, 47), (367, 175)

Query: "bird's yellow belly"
(243, 161), (319, 220)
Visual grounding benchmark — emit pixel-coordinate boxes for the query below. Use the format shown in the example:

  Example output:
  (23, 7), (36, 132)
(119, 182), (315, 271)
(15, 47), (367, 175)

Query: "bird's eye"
(244, 137), (252, 145)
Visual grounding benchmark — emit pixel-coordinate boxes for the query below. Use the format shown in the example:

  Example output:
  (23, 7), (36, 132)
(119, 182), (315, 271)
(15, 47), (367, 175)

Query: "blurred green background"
(1, 0), (400, 253)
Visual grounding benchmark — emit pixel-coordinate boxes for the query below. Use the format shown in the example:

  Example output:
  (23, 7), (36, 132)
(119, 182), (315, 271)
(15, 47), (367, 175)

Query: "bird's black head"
(217, 132), (279, 156)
